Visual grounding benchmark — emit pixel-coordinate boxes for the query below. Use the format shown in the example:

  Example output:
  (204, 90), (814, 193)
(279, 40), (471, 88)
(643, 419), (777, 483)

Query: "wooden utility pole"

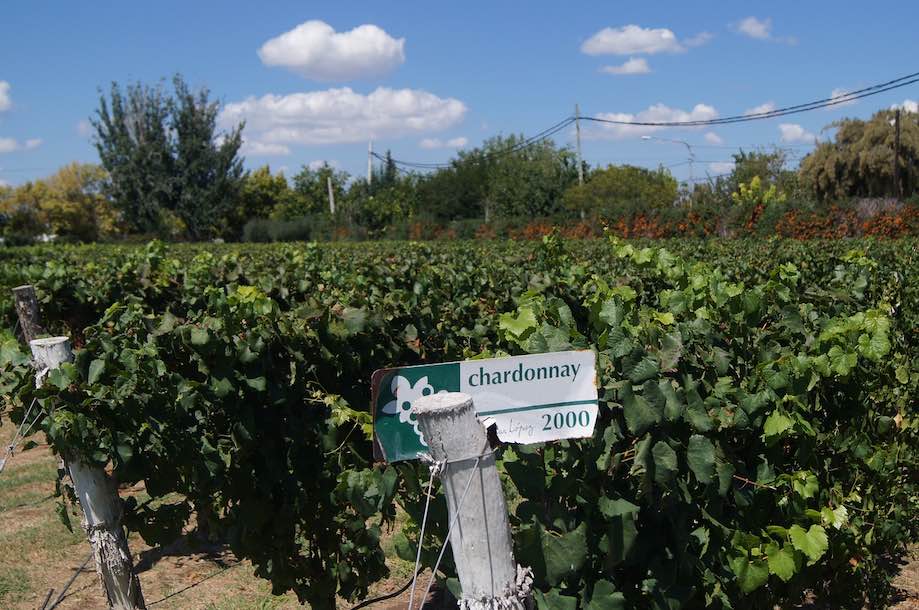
(12, 285), (45, 343)
(327, 176), (336, 215)
(893, 109), (902, 199)
(31, 336), (147, 610)
(575, 104), (585, 221)
(413, 393), (531, 609)
(368, 140), (374, 187)
(575, 104), (584, 186)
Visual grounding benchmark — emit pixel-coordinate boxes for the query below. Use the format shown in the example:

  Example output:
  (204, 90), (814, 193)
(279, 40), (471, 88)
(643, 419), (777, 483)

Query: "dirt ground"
(0, 436), (447, 609)
(0, 433), (916, 609)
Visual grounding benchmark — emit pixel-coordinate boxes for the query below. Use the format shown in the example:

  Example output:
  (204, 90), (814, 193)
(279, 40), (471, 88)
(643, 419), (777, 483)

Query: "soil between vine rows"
(0, 427), (450, 609)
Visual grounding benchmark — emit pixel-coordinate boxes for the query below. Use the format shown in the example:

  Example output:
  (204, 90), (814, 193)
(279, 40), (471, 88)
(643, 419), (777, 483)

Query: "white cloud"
(733, 17), (796, 44)
(779, 123), (815, 144)
(419, 136), (468, 149)
(600, 57), (651, 75)
(589, 103), (719, 139)
(684, 32), (713, 47)
(744, 101), (776, 116)
(704, 132), (724, 145)
(0, 81), (10, 112)
(76, 120), (93, 137)
(242, 140), (291, 156)
(0, 137), (41, 153)
(891, 99), (919, 113)
(307, 159), (340, 170)
(258, 20), (405, 81)
(582, 25), (684, 55)
(735, 17), (772, 40)
(828, 88), (857, 110)
(708, 161), (735, 174)
(220, 87), (467, 147)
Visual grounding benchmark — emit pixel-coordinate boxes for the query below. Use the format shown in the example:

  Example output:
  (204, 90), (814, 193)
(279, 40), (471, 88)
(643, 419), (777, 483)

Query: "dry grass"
(0, 429), (433, 609)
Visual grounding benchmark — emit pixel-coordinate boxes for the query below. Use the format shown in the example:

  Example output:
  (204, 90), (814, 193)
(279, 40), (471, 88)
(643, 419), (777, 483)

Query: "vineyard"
(0, 236), (917, 609)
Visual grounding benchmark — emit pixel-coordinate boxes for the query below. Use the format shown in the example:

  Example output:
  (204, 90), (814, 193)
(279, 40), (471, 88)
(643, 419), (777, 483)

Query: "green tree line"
(2, 73), (917, 243)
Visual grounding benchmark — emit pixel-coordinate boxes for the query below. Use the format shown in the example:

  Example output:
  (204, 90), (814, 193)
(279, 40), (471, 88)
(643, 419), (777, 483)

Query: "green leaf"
(729, 555), (769, 594)
(586, 580), (626, 610)
(190, 327), (209, 346)
(652, 440), (678, 485)
(765, 542), (796, 582)
(895, 365), (910, 384)
(791, 472), (819, 499)
(625, 356), (659, 383)
(154, 311), (178, 336)
(210, 376), (234, 398)
(499, 306), (538, 338)
(622, 388), (661, 435)
(533, 589), (578, 610)
(857, 331), (890, 361)
(657, 332), (683, 370)
(505, 459), (545, 500)
(244, 376), (267, 392)
(341, 307), (368, 334)
(789, 524), (828, 565)
(604, 513), (637, 568)
(658, 380), (684, 421)
(598, 496), (639, 519)
(598, 298), (626, 327)
(687, 435), (715, 484)
(543, 522), (587, 585)
(763, 410), (793, 439)
(821, 505), (848, 529)
(828, 346), (857, 376)
(115, 442), (133, 463)
(88, 359), (105, 385)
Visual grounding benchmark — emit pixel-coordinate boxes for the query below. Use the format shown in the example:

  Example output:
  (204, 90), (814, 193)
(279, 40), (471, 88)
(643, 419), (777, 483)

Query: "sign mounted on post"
(372, 350), (598, 462)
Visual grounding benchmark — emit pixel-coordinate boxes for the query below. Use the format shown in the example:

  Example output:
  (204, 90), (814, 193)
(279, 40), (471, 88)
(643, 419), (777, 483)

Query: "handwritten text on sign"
(372, 350), (598, 462)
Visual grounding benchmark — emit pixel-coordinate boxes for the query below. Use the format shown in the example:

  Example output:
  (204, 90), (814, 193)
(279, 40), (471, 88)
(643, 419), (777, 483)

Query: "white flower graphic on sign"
(381, 375), (445, 446)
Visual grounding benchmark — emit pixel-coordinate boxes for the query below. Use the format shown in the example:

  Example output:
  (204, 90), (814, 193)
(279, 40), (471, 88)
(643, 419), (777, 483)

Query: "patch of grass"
(0, 514), (84, 552)
(0, 565), (30, 604)
(203, 593), (290, 610)
(0, 457), (57, 511)
(0, 459), (56, 492)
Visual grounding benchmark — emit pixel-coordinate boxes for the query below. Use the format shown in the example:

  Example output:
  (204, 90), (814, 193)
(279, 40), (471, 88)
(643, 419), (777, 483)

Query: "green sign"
(372, 350), (598, 462)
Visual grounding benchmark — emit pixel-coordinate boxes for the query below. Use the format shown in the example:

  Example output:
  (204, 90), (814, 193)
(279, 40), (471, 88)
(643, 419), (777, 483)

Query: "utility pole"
(893, 109), (902, 199)
(687, 144), (695, 187)
(575, 104), (585, 220)
(327, 176), (336, 215)
(575, 104), (584, 186)
(367, 140), (373, 187)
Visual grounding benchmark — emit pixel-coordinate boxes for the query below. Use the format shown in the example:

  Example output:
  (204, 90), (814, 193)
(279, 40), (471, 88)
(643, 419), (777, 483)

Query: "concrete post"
(31, 336), (147, 610)
(413, 392), (531, 610)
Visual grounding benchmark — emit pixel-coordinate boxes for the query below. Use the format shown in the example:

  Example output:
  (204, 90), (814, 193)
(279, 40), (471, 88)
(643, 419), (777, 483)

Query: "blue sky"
(1, 1), (918, 186)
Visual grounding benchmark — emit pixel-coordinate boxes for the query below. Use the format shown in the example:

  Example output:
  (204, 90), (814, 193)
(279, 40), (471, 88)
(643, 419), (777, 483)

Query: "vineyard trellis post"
(414, 392), (532, 609)
(12, 284), (46, 343)
(30, 336), (147, 610)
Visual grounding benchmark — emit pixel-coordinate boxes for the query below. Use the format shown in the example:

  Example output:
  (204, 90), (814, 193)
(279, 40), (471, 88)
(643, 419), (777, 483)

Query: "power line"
(364, 68), (919, 172)
(374, 116), (575, 170)
(583, 70), (919, 128)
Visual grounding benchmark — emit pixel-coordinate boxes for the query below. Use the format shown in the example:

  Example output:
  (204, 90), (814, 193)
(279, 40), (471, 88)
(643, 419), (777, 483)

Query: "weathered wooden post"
(12, 284), (46, 342)
(31, 336), (147, 610)
(413, 392), (532, 609)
